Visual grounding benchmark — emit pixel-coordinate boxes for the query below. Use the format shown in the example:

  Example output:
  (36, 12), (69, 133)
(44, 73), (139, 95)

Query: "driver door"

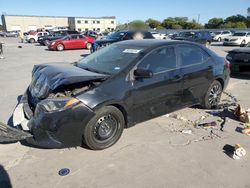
(130, 45), (183, 124)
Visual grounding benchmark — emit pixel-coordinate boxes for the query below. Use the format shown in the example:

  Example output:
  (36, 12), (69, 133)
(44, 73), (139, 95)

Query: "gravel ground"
(0, 38), (250, 188)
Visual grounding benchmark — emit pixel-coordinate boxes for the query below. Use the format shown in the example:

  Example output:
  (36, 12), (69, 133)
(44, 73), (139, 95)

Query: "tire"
(44, 40), (50, 46)
(86, 42), (92, 50)
(83, 106), (125, 150)
(217, 37), (221, 42)
(241, 40), (246, 46)
(205, 41), (211, 48)
(202, 80), (223, 109)
(56, 44), (64, 51)
(29, 38), (35, 43)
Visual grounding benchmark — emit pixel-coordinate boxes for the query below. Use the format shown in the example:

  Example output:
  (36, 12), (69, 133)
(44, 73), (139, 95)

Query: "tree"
(128, 20), (148, 29)
(205, 17), (224, 28)
(225, 14), (247, 23)
(184, 20), (203, 29)
(222, 21), (247, 28)
(145, 18), (161, 29)
(0, 25), (3, 30)
(161, 17), (176, 29)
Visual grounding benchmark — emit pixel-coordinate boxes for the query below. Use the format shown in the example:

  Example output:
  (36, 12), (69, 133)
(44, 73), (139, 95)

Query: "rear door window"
(71, 35), (78, 40)
(137, 46), (177, 73)
(178, 45), (210, 67)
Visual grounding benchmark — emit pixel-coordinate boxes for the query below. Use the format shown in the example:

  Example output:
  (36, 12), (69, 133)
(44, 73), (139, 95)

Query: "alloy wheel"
(208, 83), (222, 107)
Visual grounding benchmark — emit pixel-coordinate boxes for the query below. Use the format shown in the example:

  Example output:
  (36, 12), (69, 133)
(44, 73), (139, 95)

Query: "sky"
(0, 0), (249, 24)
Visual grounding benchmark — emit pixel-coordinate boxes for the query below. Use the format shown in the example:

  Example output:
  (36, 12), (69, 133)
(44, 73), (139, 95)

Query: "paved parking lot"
(0, 38), (250, 188)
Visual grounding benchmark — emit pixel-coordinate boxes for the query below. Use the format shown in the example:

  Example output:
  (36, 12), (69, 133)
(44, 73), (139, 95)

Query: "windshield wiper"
(79, 66), (111, 75)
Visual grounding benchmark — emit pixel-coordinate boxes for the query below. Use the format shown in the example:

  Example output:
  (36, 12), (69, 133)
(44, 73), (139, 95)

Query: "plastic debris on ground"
(181, 129), (192, 134)
(223, 144), (246, 160)
(234, 104), (250, 123)
(58, 168), (70, 176)
(195, 121), (217, 129)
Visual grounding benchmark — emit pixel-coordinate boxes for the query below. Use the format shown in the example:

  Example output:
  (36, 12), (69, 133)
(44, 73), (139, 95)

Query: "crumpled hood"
(30, 62), (108, 99)
(32, 62), (108, 90)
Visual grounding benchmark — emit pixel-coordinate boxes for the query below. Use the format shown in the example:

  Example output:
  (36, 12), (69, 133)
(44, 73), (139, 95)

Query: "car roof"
(116, 39), (202, 49)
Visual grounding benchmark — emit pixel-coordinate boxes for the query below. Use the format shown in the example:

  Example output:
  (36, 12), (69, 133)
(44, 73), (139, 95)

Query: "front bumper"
(12, 91), (95, 148)
(223, 41), (241, 46)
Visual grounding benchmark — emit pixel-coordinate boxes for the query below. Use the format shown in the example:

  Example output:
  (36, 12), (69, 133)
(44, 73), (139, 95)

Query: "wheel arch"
(215, 77), (224, 90)
(109, 104), (128, 128)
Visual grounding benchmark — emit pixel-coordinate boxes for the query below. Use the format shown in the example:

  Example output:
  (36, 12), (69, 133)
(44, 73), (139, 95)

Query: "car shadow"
(211, 43), (223, 46)
(0, 165), (12, 188)
(80, 54), (89, 58)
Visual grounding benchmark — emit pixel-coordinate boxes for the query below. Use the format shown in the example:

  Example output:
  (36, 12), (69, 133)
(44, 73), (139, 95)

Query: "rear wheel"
(44, 40), (50, 46)
(83, 106), (125, 150)
(86, 43), (92, 50)
(202, 80), (223, 109)
(56, 44), (64, 51)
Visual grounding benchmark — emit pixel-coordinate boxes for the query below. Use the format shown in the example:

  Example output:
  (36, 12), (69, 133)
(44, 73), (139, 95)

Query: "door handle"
(172, 75), (182, 81)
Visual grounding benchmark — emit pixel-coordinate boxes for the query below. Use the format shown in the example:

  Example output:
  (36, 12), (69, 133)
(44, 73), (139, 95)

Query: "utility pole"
(197, 14), (200, 23)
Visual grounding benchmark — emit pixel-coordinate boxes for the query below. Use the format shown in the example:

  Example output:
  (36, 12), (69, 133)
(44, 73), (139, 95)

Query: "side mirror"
(134, 69), (153, 79)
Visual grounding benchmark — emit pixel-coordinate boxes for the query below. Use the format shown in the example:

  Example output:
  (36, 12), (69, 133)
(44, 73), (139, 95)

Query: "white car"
(213, 31), (232, 42)
(223, 32), (250, 46)
(150, 31), (167, 39)
(25, 32), (49, 43)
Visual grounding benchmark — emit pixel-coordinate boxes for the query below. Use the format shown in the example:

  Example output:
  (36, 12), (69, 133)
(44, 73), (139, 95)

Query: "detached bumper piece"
(0, 122), (32, 142)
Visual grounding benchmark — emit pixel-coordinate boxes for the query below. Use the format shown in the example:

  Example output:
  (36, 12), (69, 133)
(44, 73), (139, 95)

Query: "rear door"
(76, 35), (86, 48)
(130, 45), (183, 123)
(176, 44), (214, 106)
(68, 35), (79, 49)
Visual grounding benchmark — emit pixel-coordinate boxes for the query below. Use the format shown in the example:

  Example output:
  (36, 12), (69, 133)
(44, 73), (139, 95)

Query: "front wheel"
(83, 106), (125, 150)
(241, 40), (246, 46)
(202, 80), (223, 109)
(56, 44), (64, 51)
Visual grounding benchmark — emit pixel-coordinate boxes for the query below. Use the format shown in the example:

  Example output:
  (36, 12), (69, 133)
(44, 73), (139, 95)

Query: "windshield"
(233, 32), (246, 36)
(107, 31), (125, 40)
(77, 44), (145, 74)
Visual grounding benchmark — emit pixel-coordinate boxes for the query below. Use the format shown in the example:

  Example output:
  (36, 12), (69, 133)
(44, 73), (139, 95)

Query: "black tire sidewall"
(83, 106), (125, 150)
(203, 80), (222, 109)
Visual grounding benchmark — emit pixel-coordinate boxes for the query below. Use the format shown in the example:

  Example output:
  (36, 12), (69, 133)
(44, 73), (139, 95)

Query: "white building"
(68, 16), (116, 32)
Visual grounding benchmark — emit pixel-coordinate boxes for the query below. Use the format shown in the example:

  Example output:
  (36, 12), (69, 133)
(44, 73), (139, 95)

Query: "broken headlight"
(35, 98), (80, 115)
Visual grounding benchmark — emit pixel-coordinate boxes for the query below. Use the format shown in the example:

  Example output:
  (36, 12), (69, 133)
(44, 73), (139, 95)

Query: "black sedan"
(91, 30), (154, 52)
(1, 40), (230, 150)
(226, 42), (250, 74)
(38, 30), (79, 46)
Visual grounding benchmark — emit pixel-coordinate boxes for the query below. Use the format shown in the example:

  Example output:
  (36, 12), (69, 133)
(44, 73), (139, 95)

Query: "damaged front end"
(0, 63), (108, 148)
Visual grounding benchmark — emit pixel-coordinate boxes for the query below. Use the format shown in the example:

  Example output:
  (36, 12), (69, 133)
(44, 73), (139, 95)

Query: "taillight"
(224, 60), (230, 69)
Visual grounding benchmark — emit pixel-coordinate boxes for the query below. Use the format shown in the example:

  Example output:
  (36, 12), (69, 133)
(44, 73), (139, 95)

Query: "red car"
(48, 34), (95, 51)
